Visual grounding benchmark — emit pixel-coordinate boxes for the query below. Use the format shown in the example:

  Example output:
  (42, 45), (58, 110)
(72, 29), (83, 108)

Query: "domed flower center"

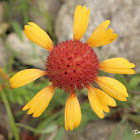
(46, 40), (99, 92)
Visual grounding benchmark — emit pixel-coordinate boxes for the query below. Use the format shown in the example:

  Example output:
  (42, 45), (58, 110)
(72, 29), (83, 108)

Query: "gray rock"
(55, 0), (140, 72)
(30, 0), (62, 29)
(7, 32), (49, 70)
(0, 38), (9, 67)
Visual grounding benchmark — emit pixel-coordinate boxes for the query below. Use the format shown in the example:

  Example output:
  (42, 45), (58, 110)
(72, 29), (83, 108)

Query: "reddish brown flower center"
(46, 40), (99, 92)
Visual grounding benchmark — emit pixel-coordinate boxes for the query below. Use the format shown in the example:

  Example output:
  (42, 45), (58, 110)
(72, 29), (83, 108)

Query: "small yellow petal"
(9, 69), (46, 88)
(90, 87), (116, 107)
(87, 20), (110, 44)
(73, 5), (90, 40)
(95, 77), (128, 101)
(92, 34), (117, 47)
(88, 86), (112, 113)
(24, 22), (53, 51)
(100, 58), (135, 74)
(23, 85), (55, 117)
(87, 20), (117, 47)
(101, 102), (110, 113)
(94, 20), (111, 33)
(65, 114), (69, 131)
(65, 92), (82, 131)
(105, 28), (113, 34)
(100, 69), (135, 74)
(87, 87), (104, 118)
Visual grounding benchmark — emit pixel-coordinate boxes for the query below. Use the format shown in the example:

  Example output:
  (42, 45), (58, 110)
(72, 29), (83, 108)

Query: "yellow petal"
(24, 22), (53, 51)
(94, 20), (111, 33)
(95, 77), (128, 101)
(88, 86), (113, 113)
(87, 87), (104, 118)
(65, 92), (82, 131)
(9, 69), (46, 88)
(87, 20), (118, 47)
(73, 5), (90, 40)
(99, 58), (135, 74)
(23, 85), (55, 117)
(90, 87), (116, 107)
(100, 69), (135, 74)
(101, 102), (110, 113)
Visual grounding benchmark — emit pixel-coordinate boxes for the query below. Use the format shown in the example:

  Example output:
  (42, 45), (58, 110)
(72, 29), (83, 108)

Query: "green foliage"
(1, 1), (140, 139)
(54, 127), (65, 140)
(5, 0), (30, 24)
(108, 117), (135, 140)
(1, 89), (20, 140)
(5, 79), (50, 105)
(122, 124), (134, 140)
(31, 0), (56, 42)
(115, 74), (128, 88)
(10, 21), (23, 41)
(1, 64), (140, 140)
(80, 102), (100, 128)
(109, 73), (140, 140)
(4, 0), (56, 43)
(128, 76), (140, 90)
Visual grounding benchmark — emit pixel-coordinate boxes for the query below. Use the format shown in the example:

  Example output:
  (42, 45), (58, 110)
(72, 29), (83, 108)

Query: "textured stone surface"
(30, 0), (62, 29)
(55, 0), (140, 72)
(0, 38), (9, 67)
(7, 32), (49, 69)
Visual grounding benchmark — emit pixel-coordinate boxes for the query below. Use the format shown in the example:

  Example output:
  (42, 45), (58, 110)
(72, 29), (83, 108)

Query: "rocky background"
(0, 0), (140, 140)
(1, 0), (139, 71)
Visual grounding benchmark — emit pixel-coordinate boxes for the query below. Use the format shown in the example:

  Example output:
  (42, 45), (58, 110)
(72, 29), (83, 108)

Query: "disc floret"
(46, 40), (99, 92)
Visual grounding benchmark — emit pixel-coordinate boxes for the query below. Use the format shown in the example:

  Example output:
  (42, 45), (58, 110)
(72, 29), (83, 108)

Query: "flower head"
(9, 5), (135, 131)
(46, 40), (99, 92)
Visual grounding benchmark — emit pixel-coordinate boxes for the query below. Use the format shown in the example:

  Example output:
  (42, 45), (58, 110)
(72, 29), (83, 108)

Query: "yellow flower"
(9, 5), (135, 131)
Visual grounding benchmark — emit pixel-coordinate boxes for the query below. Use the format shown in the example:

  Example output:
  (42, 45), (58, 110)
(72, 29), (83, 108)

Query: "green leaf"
(37, 110), (62, 131)
(128, 76), (140, 90)
(122, 123), (134, 140)
(41, 122), (57, 133)
(115, 100), (131, 109)
(76, 102), (99, 130)
(54, 127), (65, 140)
(56, 114), (64, 126)
(109, 116), (127, 140)
(16, 122), (57, 134)
(128, 114), (140, 126)
(115, 74), (128, 88)
(10, 21), (23, 41)
(1, 90), (20, 140)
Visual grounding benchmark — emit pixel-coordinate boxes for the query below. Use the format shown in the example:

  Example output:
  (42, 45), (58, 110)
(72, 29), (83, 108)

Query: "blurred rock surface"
(0, 38), (9, 67)
(55, 0), (140, 72)
(0, 104), (11, 139)
(64, 120), (126, 140)
(7, 32), (49, 69)
(30, 0), (62, 29)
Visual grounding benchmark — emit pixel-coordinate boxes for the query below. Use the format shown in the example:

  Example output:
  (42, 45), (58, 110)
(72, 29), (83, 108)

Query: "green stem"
(1, 91), (20, 140)
(16, 123), (48, 134)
